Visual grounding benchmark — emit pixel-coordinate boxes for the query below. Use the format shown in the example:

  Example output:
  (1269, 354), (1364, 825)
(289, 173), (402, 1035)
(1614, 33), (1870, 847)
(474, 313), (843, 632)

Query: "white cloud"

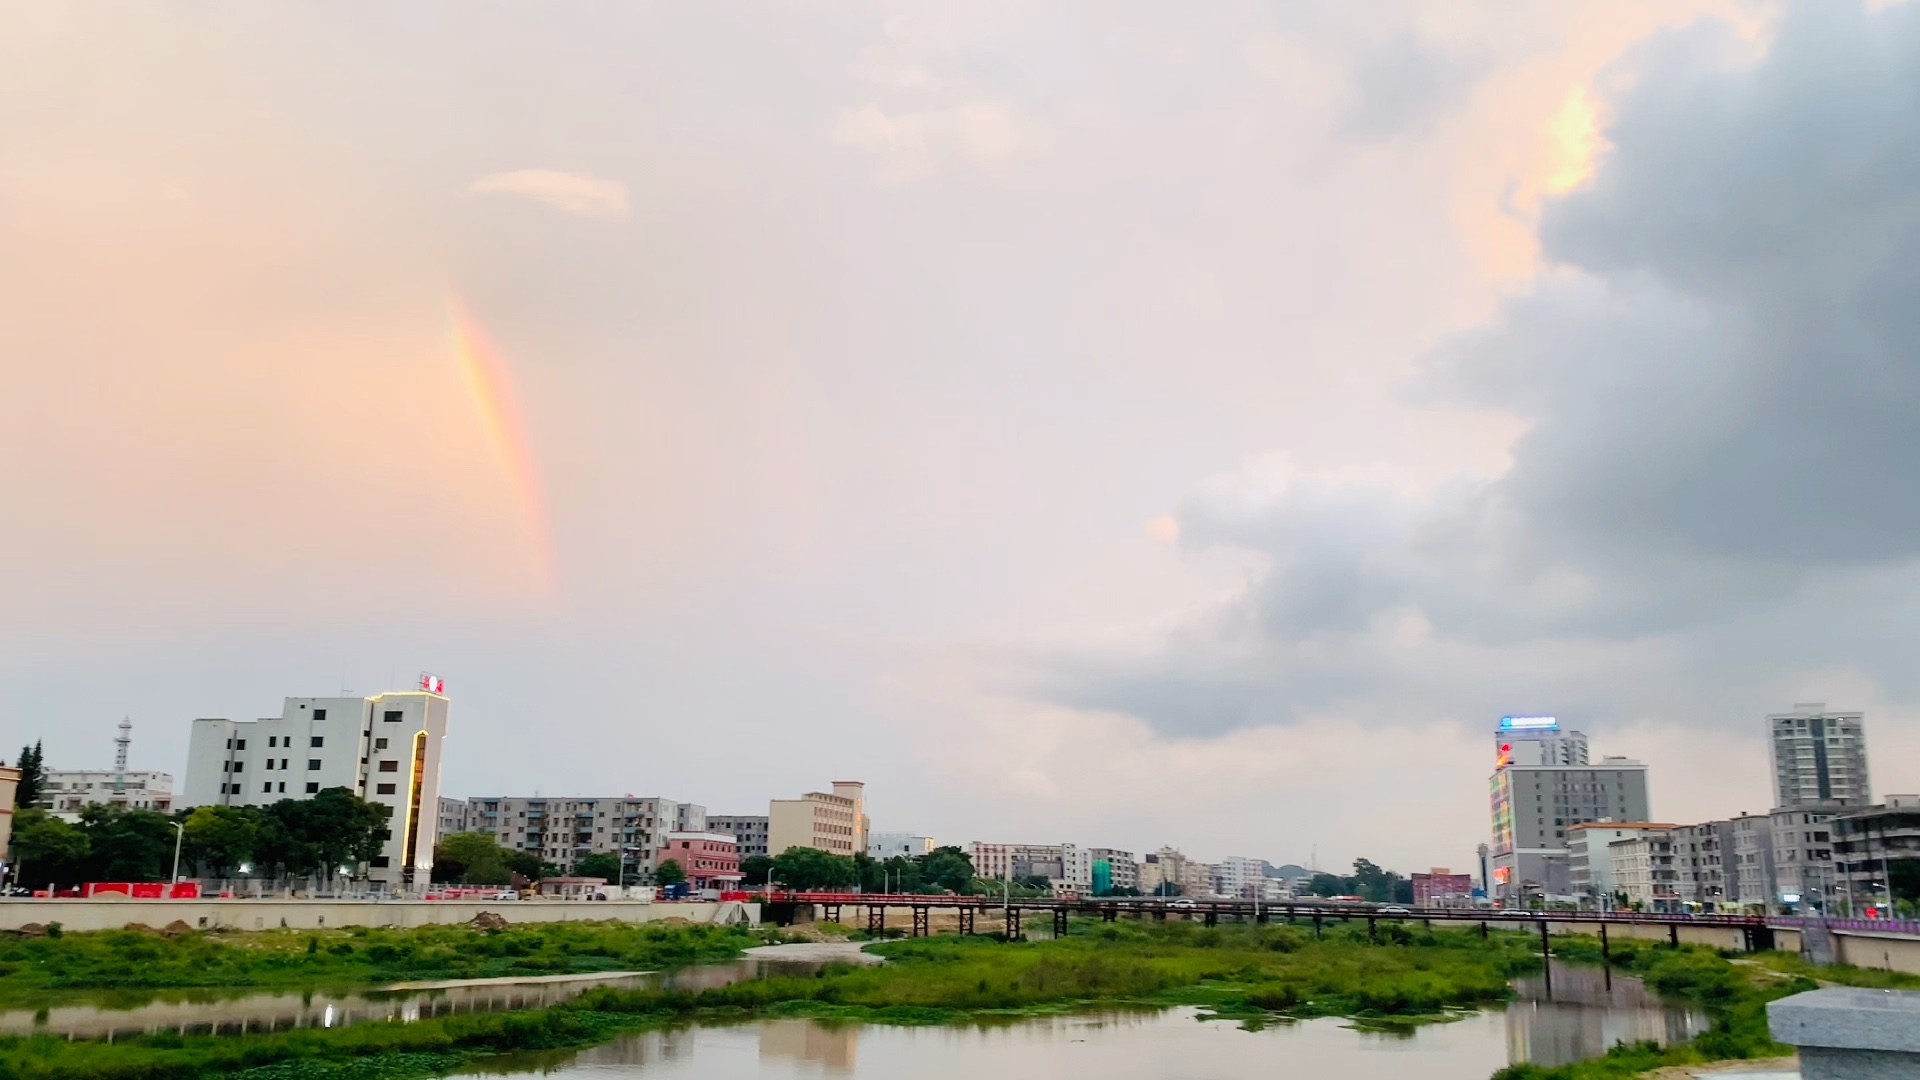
(833, 102), (1050, 184)
(466, 169), (629, 221)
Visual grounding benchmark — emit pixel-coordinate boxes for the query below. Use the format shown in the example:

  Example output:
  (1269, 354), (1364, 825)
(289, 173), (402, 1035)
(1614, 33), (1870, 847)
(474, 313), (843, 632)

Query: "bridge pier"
(1007, 908), (1022, 938)
(958, 908), (975, 935)
(1479, 921), (1488, 939)
(1313, 912), (1323, 939)
(1669, 924), (1679, 949)
(823, 904), (841, 924)
(1101, 906), (1117, 923)
(1205, 909), (1218, 928)
(912, 907), (930, 938)
(868, 906), (885, 936)
(1540, 920), (1553, 997)
(1367, 915), (1377, 942)
(1600, 923), (1612, 989)
(1054, 909), (1069, 937)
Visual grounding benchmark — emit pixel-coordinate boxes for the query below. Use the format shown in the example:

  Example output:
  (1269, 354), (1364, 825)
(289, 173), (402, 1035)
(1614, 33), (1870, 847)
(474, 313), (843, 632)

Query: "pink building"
(1411, 868), (1475, 907)
(662, 831), (741, 890)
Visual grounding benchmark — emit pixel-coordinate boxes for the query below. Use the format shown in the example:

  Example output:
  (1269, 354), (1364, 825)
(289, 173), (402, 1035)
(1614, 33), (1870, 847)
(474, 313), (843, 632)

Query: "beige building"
(464, 796), (699, 879)
(0, 765), (18, 867)
(768, 782), (867, 858)
(1610, 832), (1680, 911)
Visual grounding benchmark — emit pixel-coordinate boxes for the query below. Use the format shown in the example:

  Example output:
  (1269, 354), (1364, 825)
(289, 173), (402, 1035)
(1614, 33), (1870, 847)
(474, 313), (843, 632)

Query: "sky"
(5, 0), (1920, 875)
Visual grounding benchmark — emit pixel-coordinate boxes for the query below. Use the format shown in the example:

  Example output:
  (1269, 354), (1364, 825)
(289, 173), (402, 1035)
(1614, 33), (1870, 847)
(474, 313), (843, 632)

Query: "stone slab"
(1768, 988), (1920, 1055)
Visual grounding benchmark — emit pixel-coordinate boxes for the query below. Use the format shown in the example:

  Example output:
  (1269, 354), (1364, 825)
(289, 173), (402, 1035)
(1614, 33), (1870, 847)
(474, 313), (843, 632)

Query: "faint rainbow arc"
(448, 296), (554, 588)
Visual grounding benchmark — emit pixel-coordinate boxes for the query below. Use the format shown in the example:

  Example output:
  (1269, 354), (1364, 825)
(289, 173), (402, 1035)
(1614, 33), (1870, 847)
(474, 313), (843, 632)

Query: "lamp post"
(169, 822), (185, 885)
(238, 862), (252, 899)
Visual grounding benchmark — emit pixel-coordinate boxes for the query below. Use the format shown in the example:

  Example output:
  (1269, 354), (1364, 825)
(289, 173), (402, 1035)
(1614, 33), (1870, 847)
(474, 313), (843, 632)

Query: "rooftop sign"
(1498, 715), (1559, 731)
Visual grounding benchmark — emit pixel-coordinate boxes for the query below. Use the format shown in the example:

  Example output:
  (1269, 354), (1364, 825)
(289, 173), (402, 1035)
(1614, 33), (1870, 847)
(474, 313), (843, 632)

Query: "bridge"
(759, 892), (1780, 958)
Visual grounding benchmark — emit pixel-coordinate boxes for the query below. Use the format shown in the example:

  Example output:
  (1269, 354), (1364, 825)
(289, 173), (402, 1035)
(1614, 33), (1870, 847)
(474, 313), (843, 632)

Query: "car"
(1169, 899), (1197, 908)
(489, 890), (520, 900)
(1377, 905), (1411, 915)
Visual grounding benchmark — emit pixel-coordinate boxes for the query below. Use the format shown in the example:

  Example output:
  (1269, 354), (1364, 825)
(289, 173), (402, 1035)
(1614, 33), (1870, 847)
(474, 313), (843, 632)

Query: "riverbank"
(0, 920), (1544, 1080)
(0, 919), (769, 1005)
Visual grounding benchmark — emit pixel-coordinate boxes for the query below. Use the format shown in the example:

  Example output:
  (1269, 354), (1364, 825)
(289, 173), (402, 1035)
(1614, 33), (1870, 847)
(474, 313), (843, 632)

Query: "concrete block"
(1769, 987), (1920, 1079)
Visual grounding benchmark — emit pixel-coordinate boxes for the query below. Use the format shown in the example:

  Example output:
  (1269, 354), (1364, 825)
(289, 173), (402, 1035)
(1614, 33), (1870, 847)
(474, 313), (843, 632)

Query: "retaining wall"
(0, 898), (755, 933)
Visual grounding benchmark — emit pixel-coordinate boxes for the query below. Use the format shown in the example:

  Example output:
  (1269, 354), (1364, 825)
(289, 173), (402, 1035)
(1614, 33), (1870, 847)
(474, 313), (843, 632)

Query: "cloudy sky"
(6, 0), (1919, 873)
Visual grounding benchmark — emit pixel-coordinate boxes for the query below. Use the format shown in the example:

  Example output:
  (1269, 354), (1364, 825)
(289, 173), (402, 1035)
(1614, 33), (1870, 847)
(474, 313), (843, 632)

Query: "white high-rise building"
(868, 832), (935, 859)
(1769, 705), (1870, 809)
(182, 687), (449, 888)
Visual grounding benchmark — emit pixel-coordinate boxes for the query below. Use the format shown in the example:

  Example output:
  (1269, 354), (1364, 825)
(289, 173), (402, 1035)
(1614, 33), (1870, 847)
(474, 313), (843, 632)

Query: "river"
(1, 945), (1705, 1077)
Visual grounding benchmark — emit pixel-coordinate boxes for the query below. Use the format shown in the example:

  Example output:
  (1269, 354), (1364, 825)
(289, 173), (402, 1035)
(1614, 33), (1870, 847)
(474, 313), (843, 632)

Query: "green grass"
(0, 920), (768, 1006)
(0, 920), (1545, 1080)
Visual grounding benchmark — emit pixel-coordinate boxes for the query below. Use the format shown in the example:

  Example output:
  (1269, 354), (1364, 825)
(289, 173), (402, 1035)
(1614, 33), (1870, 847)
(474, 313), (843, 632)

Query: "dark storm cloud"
(1038, 0), (1920, 736)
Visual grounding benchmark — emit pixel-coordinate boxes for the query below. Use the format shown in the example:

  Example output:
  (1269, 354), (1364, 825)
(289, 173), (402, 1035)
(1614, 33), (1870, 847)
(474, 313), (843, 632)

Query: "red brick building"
(661, 831), (741, 890)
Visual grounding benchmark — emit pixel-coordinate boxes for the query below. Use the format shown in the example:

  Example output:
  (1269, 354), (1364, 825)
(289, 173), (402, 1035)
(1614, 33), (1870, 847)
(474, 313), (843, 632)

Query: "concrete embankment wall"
(1540, 920), (1751, 951)
(0, 899), (756, 933)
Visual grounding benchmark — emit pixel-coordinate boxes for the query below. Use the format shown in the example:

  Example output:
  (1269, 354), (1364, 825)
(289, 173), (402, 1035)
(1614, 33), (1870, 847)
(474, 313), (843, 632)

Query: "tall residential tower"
(1769, 705), (1870, 809)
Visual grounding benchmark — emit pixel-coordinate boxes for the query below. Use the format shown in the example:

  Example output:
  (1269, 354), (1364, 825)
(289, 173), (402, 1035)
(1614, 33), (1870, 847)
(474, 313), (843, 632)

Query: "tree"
(8, 808), (88, 888)
(740, 855), (774, 886)
(433, 831), (514, 885)
(504, 848), (546, 882)
(1152, 880), (1183, 897)
(183, 805), (260, 878)
(770, 846), (857, 891)
(272, 788), (391, 877)
(918, 846), (975, 893)
(574, 852), (622, 881)
(13, 742), (44, 809)
(654, 859), (687, 886)
(77, 805), (176, 882)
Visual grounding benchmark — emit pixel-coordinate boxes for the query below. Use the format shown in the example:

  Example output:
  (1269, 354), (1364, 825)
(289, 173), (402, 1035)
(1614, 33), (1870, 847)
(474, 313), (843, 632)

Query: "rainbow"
(449, 296), (553, 587)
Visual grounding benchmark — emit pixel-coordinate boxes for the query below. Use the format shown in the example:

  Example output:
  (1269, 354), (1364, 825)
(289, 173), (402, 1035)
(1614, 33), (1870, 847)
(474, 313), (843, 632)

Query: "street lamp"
(238, 862), (252, 899)
(169, 822), (185, 885)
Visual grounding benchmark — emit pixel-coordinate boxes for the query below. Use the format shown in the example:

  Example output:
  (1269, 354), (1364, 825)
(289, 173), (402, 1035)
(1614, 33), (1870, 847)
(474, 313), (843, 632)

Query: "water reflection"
(0, 953), (849, 1042)
(1506, 961), (1707, 1068)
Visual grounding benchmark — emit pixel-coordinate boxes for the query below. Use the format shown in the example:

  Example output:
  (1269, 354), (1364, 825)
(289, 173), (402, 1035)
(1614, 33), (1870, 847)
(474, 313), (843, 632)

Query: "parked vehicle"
(1378, 905), (1411, 915)
(490, 890), (520, 900)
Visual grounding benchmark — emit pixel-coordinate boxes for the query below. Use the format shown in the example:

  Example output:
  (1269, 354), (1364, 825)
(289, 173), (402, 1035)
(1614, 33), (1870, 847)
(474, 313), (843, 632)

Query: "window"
(236, 739), (247, 750)
(370, 855), (390, 868)
(308, 759), (321, 770)
(313, 709), (326, 721)
(277, 782), (286, 793)
(263, 782), (272, 793)
(375, 737), (389, 750)
(378, 760), (399, 773)
(376, 783), (397, 795)
(311, 736), (324, 748)
(268, 736), (277, 747)
(232, 761), (244, 772)
(305, 782), (320, 794)
(266, 760), (275, 771)
(281, 758), (288, 769)
(383, 710), (403, 723)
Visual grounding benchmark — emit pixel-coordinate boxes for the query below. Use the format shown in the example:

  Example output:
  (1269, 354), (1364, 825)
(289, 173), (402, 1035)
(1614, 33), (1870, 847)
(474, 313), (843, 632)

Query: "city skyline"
(8, 2), (1920, 871)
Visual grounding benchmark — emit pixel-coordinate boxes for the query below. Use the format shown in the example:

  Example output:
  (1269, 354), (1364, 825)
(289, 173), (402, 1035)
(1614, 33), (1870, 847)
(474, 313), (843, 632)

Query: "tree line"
(729, 845), (978, 893)
(8, 788), (392, 890)
(1299, 858), (1416, 904)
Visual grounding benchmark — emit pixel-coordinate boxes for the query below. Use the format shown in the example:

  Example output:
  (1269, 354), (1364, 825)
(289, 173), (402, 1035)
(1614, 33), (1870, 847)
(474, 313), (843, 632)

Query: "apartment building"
(1769, 705), (1870, 809)
(769, 782), (867, 858)
(463, 796), (699, 878)
(709, 814), (770, 860)
(1609, 833), (1680, 911)
(1569, 823), (1674, 908)
(1088, 848), (1139, 892)
(181, 689), (448, 887)
(1833, 795), (1920, 912)
(1672, 820), (1734, 908)
(1412, 869), (1475, 906)
(967, 842), (1093, 892)
(437, 796), (470, 838)
(1215, 856), (1267, 900)
(1770, 805), (1840, 910)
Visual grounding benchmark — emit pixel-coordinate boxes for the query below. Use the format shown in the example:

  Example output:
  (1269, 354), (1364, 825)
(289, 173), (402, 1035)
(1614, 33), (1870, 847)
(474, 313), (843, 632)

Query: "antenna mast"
(113, 716), (132, 793)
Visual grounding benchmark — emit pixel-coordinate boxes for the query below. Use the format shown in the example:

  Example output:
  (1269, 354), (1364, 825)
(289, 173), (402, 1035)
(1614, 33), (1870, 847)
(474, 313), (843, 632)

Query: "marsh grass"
(0, 919), (1547, 1080)
(0, 921), (766, 1006)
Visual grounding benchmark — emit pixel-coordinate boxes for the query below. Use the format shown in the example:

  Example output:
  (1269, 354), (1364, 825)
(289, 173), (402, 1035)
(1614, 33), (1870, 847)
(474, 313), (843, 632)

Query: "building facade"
(1833, 795), (1920, 913)
(868, 832), (935, 859)
(1769, 805), (1840, 910)
(965, 842), (1092, 892)
(464, 796), (693, 879)
(44, 770), (174, 817)
(182, 690), (448, 887)
(0, 765), (17, 869)
(710, 814), (770, 860)
(1411, 869), (1475, 906)
(437, 796), (469, 839)
(1491, 751), (1652, 904)
(1609, 833), (1680, 911)
(1672, 820), (1734, 908)
(1215, 856), (1267, 900)
(1088, 848), (1139, 892)
(1495, 716), (1591, 766)
(769, 782), (867, 858)
(660, 831), (741, 890)
(1569, 823), (1674, 908)
(1770, 705), (1870, 809)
